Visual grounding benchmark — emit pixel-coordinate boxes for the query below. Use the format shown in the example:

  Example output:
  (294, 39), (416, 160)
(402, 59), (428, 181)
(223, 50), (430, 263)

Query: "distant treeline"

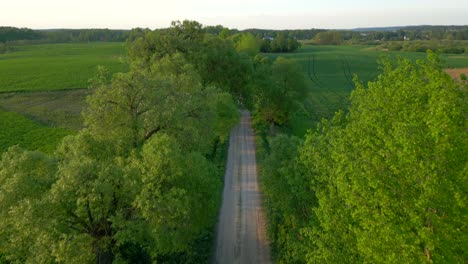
(2, 25), (467, 54)
(205, 25), (326, 41)
(306, 26), (468, 54)
(127, 26), (302, 54)
(380, 40), (467, 54)
(0, 27), (129, 43)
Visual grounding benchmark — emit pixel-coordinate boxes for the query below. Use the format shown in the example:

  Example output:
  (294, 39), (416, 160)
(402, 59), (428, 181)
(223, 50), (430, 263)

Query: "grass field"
(0, 42), (126, 92)
(1, 43), (467, 143)
(0, 109), (73, 154)
(265, 45), (468, 136)
(0, 89), (88, 130)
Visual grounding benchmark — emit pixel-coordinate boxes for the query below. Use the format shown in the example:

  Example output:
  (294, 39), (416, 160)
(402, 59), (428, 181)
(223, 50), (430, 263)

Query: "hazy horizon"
(2, 0), (468, 30)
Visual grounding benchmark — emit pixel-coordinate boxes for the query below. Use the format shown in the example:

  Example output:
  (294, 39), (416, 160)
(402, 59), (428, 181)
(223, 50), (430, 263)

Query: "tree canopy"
(0, 20), (240, 263)
(251, 55), (308, 127)
(260, 52), (467, 263)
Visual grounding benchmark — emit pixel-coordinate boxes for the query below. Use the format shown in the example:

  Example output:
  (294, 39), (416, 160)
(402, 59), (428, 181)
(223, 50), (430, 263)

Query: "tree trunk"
(97, 249), (113, 264)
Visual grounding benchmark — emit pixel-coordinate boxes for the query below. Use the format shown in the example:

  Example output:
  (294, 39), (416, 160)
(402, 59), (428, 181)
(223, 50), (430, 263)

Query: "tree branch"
(144, 126), (162, 141)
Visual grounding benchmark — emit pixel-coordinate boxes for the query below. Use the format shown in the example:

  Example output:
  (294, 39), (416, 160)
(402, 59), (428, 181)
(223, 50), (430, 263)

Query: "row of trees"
(205, 25), (326, 41)
(364, 26), (468, 41)
(0, 26), (301, 54)
(258, 52), (467, 263)
(0, 21), (245, 263)
(223, 31), (301, 54)
(381, 40), (468, 54)
(0, 20), (314, 262)
(259, 32), (301, 53)
(0, 27), (128, 43)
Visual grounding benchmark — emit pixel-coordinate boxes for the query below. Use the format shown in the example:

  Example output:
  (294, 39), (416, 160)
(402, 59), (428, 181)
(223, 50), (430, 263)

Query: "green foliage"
(0, 110), (72, 154)
(127, 20), (254, 104)
(252, 56), (308, 127)
(0, 42), (126, 92)
(260, 134), (313, 263)
(262, 53), (467, 263)
(301, 54), (467, 263)
(0, 147), (59, 263)
(264, 44), (468, 131)
(269, 32), (301, 52)
(312, 31), (344, 45)
(0, 28), (239, 261)
(235, 32), (261, 56)
(460, 73), (467, 81)
(197, 36), (253, 104)
(86, 53), (238, 155)
(380, 40), (468, 54)
(0, 132), (222, 263)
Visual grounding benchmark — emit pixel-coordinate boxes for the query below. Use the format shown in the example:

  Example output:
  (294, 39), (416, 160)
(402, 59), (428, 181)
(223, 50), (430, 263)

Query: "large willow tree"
(0, 45), (239, 263)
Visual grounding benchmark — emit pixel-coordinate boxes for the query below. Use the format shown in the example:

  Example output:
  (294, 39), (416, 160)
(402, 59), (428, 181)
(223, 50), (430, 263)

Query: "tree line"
(0, 19), (310, 263)
(257, 52), (467, 263)
(0, 27), (129, 44)
(0, 20), (242, 263)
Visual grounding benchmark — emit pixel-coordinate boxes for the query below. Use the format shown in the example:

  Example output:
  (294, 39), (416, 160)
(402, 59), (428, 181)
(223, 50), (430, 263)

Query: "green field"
(0, 109), (73, 154)
(265, 45), (468, 135)
(0, 43), (125, 153)
(1, 43), (468, 146)
(0, 42), (126, 92)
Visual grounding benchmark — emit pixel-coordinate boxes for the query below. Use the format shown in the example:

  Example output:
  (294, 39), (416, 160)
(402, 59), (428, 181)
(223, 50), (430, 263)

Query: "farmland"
(0, 42), (124, 153)
(0, 42), (126, 92)
(264, 45), (468, 135)
(2, 43), (468, 143)
(1, 21), (467, 263)
(0, 109), (72, 153)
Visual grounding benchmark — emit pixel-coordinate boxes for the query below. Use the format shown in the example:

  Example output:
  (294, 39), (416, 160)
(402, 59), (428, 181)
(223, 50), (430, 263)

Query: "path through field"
(214, 111), (271, 264)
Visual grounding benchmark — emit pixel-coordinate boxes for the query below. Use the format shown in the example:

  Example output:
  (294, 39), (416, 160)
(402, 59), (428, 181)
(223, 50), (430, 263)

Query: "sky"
(2, 0), (468, 30)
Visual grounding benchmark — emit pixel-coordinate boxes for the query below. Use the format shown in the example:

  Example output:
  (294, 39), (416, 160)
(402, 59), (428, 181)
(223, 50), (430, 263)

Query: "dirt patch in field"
(444, 68), (468, 81)
(0, 89), (89, 130)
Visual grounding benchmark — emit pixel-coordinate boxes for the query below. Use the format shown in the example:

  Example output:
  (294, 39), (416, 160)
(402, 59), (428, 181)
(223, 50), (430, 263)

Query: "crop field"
(0, 42), (126, 92)
(0, 109), (72, 154)
(0, 89), (88, 130)
(0, 43), (124, 154)
(2, 43), (468, 143)
(265, 45), (468, 135)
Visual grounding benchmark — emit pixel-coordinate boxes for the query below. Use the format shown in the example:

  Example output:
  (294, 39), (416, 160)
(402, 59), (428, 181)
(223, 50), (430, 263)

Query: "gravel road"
(214, 111), (271, 264)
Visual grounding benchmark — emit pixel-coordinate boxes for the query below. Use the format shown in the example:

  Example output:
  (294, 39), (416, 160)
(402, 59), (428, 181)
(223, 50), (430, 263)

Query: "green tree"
(86, 53), (237, 155)
(271, 32), (289, 52)
(235, 33), (260, 56)
(196, 35), (253, 105)
(127, 20), (253, 105)
(253, 56), (308, 126)
(219, 28), (231, 39)
(0, 147), (58, 263)
(0, 132), (221, 263)
(0, 40), (238, 262)
(300, 53), (467, 263)
(261, 134), (313, 263)
(313, 31), (344, 45)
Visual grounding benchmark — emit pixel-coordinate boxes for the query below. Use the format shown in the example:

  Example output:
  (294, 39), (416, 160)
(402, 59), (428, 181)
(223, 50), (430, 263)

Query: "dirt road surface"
(214, 111), (271, 264)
